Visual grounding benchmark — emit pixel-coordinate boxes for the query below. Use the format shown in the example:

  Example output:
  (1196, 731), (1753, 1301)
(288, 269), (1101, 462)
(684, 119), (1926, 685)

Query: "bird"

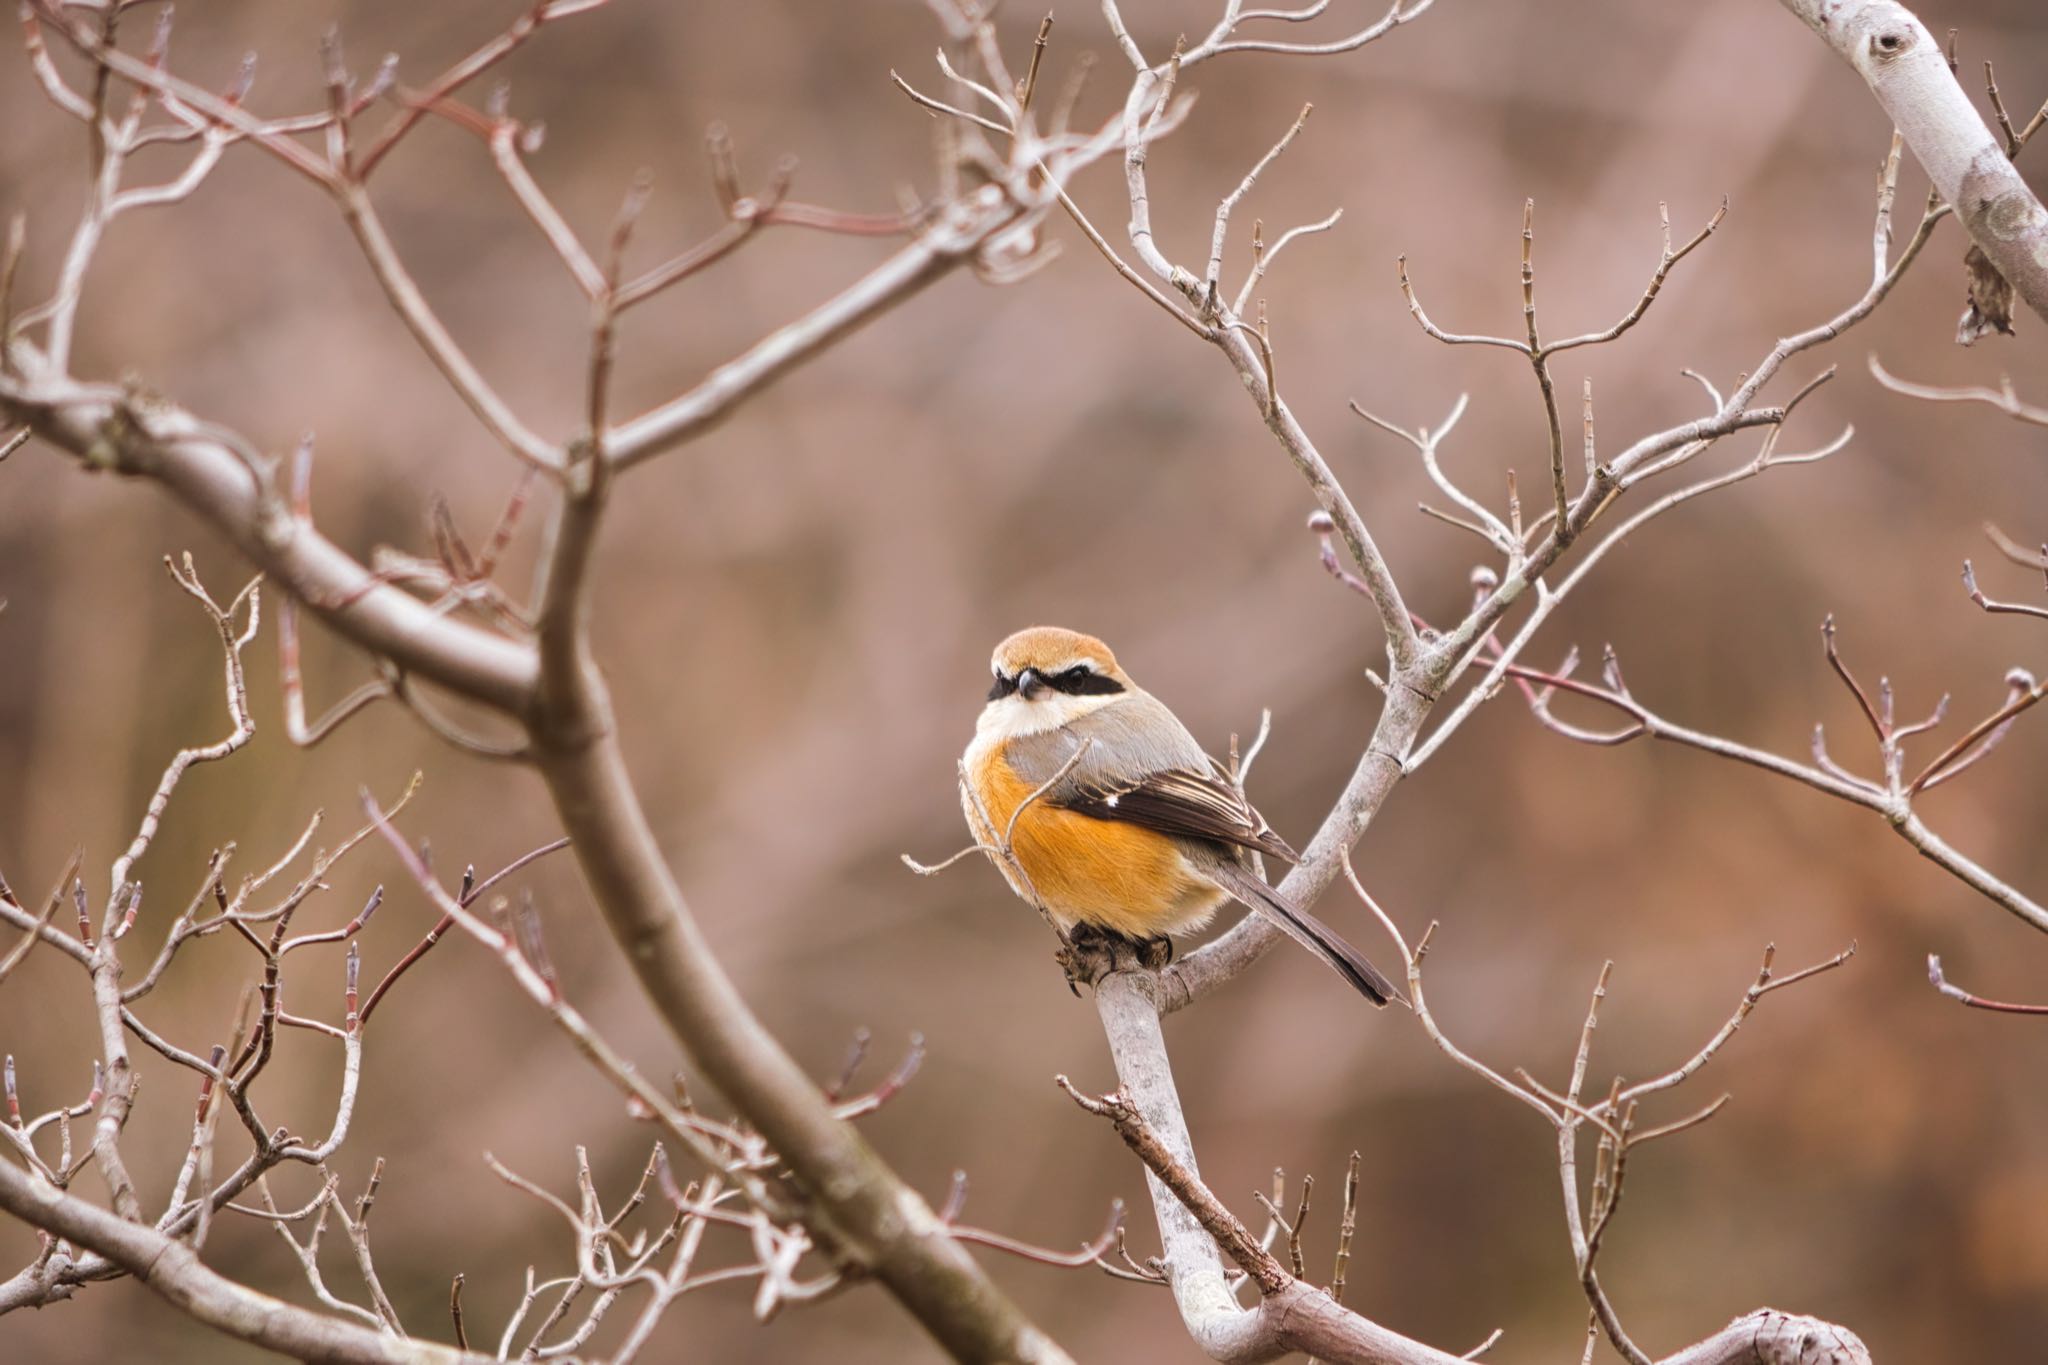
(960, 625), (1402, 1006)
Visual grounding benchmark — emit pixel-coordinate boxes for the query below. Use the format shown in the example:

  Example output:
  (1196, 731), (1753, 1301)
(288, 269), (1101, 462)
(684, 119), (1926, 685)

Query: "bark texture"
(1778, 0), (2048, 330)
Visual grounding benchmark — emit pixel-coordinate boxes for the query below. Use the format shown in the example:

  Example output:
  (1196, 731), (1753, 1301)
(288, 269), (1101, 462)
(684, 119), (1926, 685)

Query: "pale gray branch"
(0, 364), (537, 714)
(608, 185), (1022, 468)
(1870, 354), (2048, 426)
(1776, 0), (2048, 327)
(0, 1157), (491, 1364)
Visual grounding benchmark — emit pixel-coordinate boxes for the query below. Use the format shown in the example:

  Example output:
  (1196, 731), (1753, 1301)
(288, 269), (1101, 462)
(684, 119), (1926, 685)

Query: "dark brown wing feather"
(1203, 859), (1403, 1007)
(1058, 766), (1297, 862)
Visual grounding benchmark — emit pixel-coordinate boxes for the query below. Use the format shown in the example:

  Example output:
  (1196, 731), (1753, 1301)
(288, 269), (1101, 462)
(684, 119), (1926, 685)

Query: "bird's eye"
(1061, 666), (1090, 684)
(987, 672), (1018, 702)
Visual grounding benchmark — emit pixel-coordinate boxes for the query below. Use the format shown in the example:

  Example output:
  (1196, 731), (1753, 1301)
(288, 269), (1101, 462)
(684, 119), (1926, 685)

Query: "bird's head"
(981, 627), (1132, 734)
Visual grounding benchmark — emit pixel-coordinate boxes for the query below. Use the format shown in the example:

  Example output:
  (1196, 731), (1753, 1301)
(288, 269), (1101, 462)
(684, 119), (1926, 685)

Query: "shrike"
(961, 626), (1400, 1005)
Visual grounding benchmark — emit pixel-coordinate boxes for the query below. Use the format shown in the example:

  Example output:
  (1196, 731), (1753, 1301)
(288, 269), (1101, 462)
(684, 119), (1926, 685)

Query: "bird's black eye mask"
(1050, 666), (1125, 696)
(988, 666), (1126, 701)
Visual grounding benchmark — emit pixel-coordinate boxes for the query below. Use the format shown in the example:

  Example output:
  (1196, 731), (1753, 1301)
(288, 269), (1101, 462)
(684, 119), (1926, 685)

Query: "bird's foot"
(1055, 923), (1170, 993)
(1055, 922), (1118, 994)
(1136, 934), (1174, 970)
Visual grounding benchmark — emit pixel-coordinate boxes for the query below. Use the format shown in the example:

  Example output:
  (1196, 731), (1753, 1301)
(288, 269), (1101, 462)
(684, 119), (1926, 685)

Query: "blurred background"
(4, 1), (2048, 1359)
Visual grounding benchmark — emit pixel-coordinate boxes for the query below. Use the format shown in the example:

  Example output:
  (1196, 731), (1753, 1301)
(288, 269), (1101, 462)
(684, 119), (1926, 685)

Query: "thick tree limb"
(0, 5), (1910, 1362)
(1090, 969), (1464, 1365)
(5, 331), (1069, 1365)
(499, 154), (1073, 1356)
(1067, 17), (1879, 1358)
(2, 6), (1113, 1346)
(1662, 1311), (1871, 1365)
(525, 644), (1067, 1362)
(0, 360), (538, 715)
(1776, 0), (2048, 329)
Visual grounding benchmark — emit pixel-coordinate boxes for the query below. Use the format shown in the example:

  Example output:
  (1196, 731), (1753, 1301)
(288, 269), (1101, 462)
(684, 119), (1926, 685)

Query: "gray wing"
(1007, 693), (1297, 862)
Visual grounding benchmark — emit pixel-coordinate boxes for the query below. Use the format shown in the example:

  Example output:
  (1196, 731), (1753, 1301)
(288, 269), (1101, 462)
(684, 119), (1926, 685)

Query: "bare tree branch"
(1870, 354), (2048, 426)
(0, 370), (538, 713)
(1501, 627), (2048, 934)
(1776, 0), (2048, 329)
(0, 1157), (493, 1364)
(1, 4), (1993, 1363)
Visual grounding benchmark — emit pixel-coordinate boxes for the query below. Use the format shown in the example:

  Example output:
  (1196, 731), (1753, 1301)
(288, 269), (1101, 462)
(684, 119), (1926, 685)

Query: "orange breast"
(969, 746), (1221, 938)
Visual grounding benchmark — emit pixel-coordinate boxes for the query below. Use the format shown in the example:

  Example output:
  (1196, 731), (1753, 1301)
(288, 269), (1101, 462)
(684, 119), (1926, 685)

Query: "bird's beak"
(1017, 668), (1044, 700)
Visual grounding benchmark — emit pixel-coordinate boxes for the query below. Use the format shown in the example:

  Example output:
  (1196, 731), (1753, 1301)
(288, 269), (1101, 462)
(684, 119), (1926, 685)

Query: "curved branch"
(1870, 355), (2048, 426)
(1661, 1311), (1871, 1365)
(1088, 961), (1869, 1365)
(606, 184), (1025, 469)
(0, 1157), (492, 1364)
(1776, 0), (2048, 328)
(0, 366), (538, 715)
(525, 675), (1067, 1362)
(1089, 968), (1466, 1365)
(1164, 678), (1432, 1008)
(513, 144), (1070, 1363)
(1429, 169), (1943, 696)
(1501, 654), (2048, 934)
(336, 187), (560, 471)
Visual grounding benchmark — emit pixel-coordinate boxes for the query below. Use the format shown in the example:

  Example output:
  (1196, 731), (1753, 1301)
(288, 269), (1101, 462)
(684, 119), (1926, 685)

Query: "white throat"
(973, 691), (1121, 743)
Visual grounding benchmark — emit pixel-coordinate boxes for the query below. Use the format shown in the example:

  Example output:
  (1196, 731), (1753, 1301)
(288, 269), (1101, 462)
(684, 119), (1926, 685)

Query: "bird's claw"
(1055, 923), (1170, 993)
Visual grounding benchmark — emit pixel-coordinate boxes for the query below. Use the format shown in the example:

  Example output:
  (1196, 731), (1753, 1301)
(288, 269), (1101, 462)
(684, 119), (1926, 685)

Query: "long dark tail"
(1205, 860), (1407, 1008)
